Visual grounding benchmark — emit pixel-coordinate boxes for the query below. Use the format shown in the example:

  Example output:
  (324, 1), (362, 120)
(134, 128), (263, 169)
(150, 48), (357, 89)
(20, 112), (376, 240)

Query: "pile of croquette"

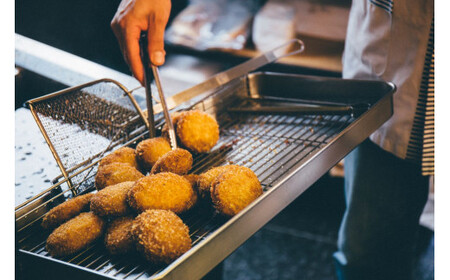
(42, 110), (262, 264)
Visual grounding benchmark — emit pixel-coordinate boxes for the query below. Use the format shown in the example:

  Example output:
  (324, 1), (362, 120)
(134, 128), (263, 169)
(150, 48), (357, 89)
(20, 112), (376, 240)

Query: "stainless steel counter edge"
(154, 93), (394, 279)
(15, 34), (141, 89)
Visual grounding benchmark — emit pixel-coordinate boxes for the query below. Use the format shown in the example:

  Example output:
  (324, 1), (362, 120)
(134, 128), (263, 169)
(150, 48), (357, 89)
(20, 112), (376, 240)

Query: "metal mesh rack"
(16, 111), (353, 280)
(25, 79), (149, 196)
(16, 72), (395, 280)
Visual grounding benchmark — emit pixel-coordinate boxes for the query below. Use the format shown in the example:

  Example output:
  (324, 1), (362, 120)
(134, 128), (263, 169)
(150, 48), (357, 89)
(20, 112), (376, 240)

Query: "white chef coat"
(342, 0), (434, 160)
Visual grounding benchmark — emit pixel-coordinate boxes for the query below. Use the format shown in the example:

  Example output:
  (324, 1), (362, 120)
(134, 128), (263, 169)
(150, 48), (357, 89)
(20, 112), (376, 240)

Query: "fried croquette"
(127, 172), (195, 214)
(175, 110), (219, 153)
(46, 212), (105, 257)
(99, 147), (140, 170)
(90, 181), (135, 217)
(197, 165), (240, 200)
(150, 148), (193, 175)
(131, 209), (191, 264)
(104, 216), (135, 255)
(211, 166), (263, 216)
(136, 137), (172, 172)
(95, 162), (144, 191)
(41, 193), (94, 230)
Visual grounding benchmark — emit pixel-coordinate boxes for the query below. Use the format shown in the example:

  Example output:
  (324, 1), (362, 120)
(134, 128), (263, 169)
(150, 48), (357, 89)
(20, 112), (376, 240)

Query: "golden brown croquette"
(95, 162), (144, 191)
(150, 148), (193, 175)
(175, 110), (219, 153)
(131, 209), (191, 264)
(99, 147), (140, 171)
(46, 212), (105, 257)
(104, 216), (135, 255)
(41, 193), (94, 230)
(135, 137), (172, 172)
(90, 181), (135, 217)
(196, 165), (240, 200)
(211, 166), (263, 216)
(127, 172), (194, 214)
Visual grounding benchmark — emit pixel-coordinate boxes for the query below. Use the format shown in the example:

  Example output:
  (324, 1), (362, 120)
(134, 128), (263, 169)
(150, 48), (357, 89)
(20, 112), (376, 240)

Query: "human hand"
(111, 0), (171, 84)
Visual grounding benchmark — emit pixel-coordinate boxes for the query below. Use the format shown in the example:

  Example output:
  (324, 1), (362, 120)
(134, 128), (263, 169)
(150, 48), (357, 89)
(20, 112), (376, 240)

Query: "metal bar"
(261, 115), (352, 186)
(16, 128), (150, 231)
(223, 115), (292, 165)
(122, 266), (143, 279)
(28, 240), (47, 253)
(243, 96), (351, 107)
(85, 254), (108, 269)
(94, 259), (112, 272)
(140, 33), (156, 137)
(132, 270), (147, 280)
(76, 250), (103, 267)
(16, 185), (71, 225)
(50, 128), (148, 185)
(228, 115), (317, 184)
(228, 105), (354, 115)
(152, 65), (177, 149)
(67, 244), (98, 263)
(15, 34), (141, 89)
(223, 115), (306, 167)
(28, 103), (75, 195)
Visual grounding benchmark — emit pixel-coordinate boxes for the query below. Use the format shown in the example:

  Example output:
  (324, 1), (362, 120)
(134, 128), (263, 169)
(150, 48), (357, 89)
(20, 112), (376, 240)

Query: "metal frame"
(16, 71), (395, 280)
(25, 78), (148, 195)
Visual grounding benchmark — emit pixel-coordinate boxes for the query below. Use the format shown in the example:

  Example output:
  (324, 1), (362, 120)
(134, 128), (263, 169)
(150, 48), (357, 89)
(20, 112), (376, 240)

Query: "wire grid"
(16, 109), (354, 280)
(28, 80), (146, 195)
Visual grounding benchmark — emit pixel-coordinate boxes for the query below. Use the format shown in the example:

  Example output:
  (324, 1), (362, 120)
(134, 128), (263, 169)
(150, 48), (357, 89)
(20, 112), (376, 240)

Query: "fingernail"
(151, 51), (165, 65)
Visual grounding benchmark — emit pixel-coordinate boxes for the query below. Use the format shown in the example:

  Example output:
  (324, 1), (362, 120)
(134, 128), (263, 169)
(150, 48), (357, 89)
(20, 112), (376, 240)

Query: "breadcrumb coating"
(104, 216), (135, 255)
(197, 165), (240, 200)
(183, 174), (199, 210)
(99, 147), (141, 171)
(95, 162), (144, 191)
(127, 172), (194, 214)
(90, 181), (135, 217)
(41, 193), (94, 230)
(211, 166), (263, 216)
(135, 137), (172, 172)
(150, 148), (193, 175)
(175, 110), (219, 153)
(46, 212), (105, 257)
(131, 209), (191, 264)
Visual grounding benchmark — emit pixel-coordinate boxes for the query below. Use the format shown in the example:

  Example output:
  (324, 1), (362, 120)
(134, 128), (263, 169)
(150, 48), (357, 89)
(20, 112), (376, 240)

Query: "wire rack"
(16, 71), (394, 280)
(24, 79), (149, 196)
(16, 108), (353, 279)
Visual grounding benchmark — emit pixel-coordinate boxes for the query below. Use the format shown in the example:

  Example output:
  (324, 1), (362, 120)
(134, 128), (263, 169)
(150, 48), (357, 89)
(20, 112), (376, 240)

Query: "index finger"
(123, 26), (145, 85)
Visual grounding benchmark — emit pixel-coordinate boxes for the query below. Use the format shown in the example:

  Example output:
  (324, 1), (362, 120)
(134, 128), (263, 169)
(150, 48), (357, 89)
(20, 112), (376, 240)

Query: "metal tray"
(16, 72), (394, 280)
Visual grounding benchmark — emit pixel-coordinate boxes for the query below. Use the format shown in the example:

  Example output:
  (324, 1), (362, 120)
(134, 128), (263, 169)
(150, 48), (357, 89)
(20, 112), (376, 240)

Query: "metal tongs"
(140, 33), (177, 149)
(229, 97), (370, 118)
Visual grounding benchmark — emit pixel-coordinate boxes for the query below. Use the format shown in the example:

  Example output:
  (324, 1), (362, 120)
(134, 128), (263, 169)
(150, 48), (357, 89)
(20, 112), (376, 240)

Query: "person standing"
(334, 1), (434, 279)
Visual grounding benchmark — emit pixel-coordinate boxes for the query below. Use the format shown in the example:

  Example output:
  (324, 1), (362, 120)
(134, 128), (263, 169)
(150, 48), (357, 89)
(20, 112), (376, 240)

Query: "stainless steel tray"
(16, 72), (394, 280)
